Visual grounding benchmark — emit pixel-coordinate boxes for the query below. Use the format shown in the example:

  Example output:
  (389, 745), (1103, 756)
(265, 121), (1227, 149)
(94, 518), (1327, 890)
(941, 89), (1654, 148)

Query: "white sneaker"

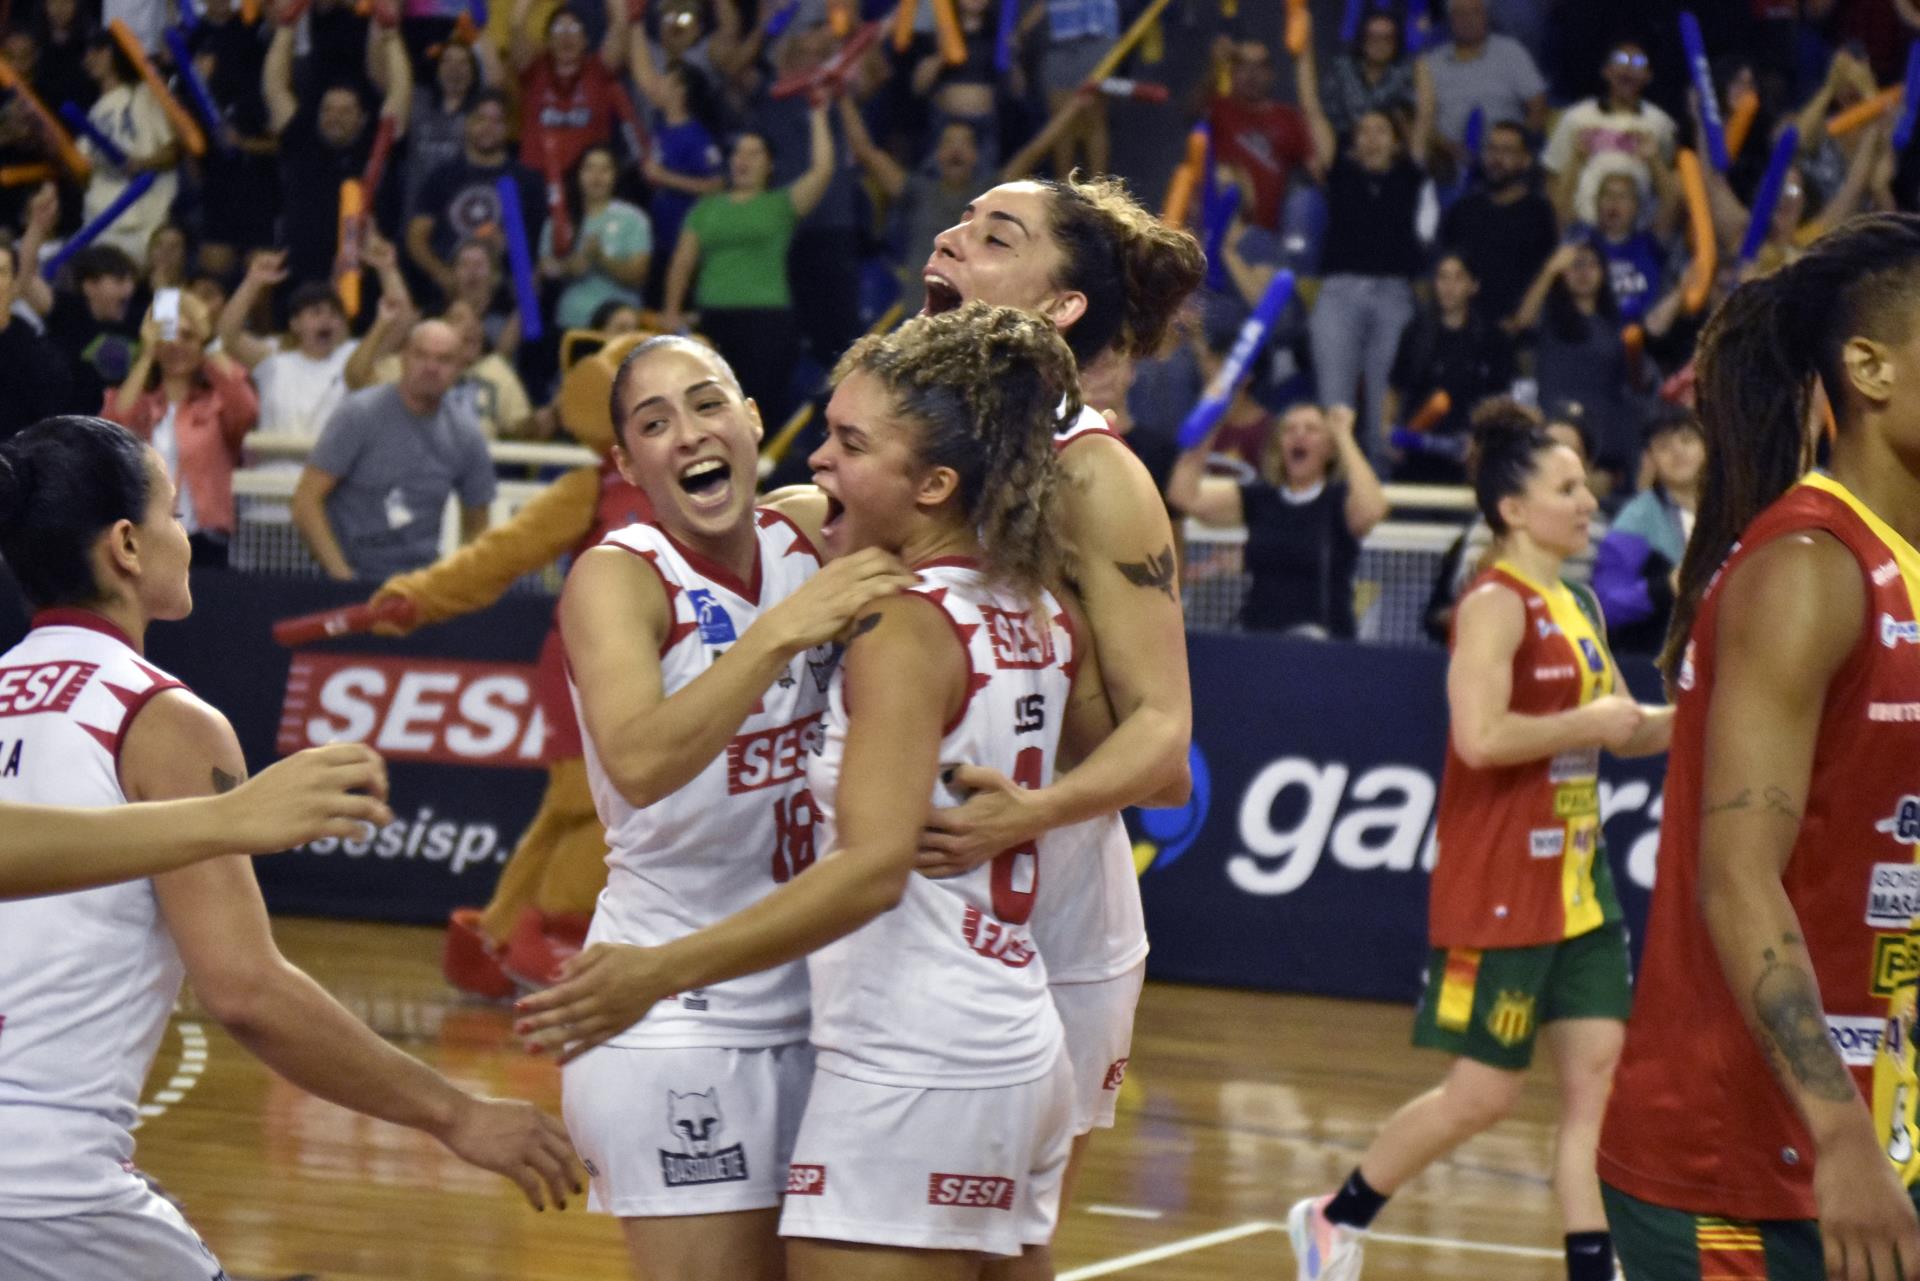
(1287, 1194), (1366, 1281)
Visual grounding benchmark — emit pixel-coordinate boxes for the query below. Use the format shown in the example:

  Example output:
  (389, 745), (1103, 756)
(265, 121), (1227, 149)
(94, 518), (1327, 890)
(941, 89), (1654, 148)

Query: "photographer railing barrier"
(0, 566), (1668, 1006)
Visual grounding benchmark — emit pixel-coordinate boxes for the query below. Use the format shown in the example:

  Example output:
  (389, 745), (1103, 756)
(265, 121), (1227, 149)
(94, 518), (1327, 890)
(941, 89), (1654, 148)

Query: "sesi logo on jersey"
(927, 1174), (1016, 1210)
(0, 661), (98, 719)
(278, 653), (548, 768)
(726, 713), (824, 795)
(978, 606), (1055, 669)
(959, 904), (1036, 969)
(786, 1164), (827, 1195)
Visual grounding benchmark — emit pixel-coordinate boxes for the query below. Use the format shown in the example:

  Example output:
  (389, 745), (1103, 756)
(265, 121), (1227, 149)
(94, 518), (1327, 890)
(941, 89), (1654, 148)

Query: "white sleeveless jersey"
(1038, 405), (1150, 982)
(573, 509), (830, 1049)
(0, 611), (189, 1218)
(804, 561), (1073, 1088)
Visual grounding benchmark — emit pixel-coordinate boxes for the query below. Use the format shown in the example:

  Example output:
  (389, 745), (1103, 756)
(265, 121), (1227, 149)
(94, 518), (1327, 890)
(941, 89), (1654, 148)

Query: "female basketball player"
(521, 303), (1109, 1279)
(0, 417), (578, 1281)
(1289, 402), (1672, 1281)
(1599, 214), (1920, 1278)
(908, 176), (1206, 1261)
(542, 333), (913, 1281)
(0, 741), (390, 897)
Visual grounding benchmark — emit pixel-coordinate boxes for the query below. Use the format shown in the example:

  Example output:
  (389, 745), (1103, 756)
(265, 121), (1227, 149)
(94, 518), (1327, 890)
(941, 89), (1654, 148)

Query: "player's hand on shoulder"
(438, 1092), (582, 1212)
(230, 743), (392, 852)
(764, 548), (916, 654)
(916, 763), (1046, 877)
(514, 942), (669, 1065)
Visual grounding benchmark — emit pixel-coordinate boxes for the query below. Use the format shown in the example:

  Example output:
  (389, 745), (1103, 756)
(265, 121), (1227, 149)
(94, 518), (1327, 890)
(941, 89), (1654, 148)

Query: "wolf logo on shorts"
(660, 1089), (749, 1187)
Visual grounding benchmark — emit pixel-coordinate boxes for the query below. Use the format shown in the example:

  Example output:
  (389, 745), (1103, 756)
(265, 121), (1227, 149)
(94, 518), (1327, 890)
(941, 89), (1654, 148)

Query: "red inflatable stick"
(771, 19), (884, 100)
(273, 597), (420, 648)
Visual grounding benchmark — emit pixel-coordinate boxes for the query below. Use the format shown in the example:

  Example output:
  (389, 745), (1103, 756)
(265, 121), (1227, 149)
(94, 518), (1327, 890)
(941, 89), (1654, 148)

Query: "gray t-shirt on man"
(309, 383), (497, 580)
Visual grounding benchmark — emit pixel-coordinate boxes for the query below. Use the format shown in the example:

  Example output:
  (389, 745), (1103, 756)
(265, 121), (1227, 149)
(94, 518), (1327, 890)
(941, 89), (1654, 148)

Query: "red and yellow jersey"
(1428, 562), (1622, 950)
(1600, 473), (1920, 1221)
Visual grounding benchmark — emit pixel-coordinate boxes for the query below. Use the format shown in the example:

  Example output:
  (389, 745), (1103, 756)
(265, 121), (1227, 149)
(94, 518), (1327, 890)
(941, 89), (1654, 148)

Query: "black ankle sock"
(1323, 1168), (1387, 1230)
(1565, 1230), (1613, 1281)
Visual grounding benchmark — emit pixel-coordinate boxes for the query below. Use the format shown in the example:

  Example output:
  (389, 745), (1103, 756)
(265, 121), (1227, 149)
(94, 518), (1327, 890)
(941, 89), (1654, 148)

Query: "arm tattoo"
(1703, 786), (1802, 822)
(1753, 936), (1857, 1103)
(210, 767), (240, 795)
(1116, 545), (1178, 603)
(850, 614), (882, 640)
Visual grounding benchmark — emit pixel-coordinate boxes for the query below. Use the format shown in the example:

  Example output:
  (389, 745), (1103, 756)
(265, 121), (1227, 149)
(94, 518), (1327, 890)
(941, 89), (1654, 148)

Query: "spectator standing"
(509, 0), (630, 180)
(262, 2), (412, 289)
(1591, 407), (1702, 655)
(405, 90), (544, 303)
(1300, 31), (1429, 457)
(0, 245), (71, 443)
(1437, 120), (1558, 327)
(1203, 33), (1312, 231)
(909, 0), (1007, 167)
(102, 290), (257, 567)
(292, 319), (497, 580)
(186, 0), (280, 280)
(1542, 43), (1676, 231)
(1321, 8), (1434, 155)
(218, 247), (391, 439)
(1168, 403), (1389, 638)
(539, 144), (651, 332)
(46, 245), (143, 417)
(1512, 238), (1638, 485)
(345, 297), (536, 440)
(627, 26), (724, 276)
(78, 32), (179, 265)
(1389, 252), (1515, 482)
(1579, 168), (1674, 326)
(661, 102), (834, 427)
(1422, 0), (1545, 160)
(404, 39), (503, 227)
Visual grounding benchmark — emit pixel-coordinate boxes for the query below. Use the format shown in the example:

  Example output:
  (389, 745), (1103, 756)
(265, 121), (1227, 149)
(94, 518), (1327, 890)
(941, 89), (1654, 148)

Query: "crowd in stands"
(0, 0), (1902, 649)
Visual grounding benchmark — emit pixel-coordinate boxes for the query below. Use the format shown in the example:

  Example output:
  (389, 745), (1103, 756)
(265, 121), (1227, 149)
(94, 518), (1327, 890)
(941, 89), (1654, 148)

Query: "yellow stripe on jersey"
(1803, 473), (1920, 1189)
(1495, 561), (1616, 939)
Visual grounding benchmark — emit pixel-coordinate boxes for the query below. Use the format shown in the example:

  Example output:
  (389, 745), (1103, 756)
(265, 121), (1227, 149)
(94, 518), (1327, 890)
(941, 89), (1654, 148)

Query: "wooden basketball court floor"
(132, 917), (1578, 1280)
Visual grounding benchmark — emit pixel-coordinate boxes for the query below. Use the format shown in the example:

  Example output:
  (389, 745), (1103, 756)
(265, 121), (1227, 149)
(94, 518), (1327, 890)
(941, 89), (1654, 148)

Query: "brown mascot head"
(557, 332), (652, 458)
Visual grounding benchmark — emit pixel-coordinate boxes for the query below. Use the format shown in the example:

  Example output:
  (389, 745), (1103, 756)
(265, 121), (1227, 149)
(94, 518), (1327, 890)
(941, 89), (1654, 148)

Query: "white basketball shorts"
(0, 1187), (225, 1281)
(1052, 959), (1146, 1133)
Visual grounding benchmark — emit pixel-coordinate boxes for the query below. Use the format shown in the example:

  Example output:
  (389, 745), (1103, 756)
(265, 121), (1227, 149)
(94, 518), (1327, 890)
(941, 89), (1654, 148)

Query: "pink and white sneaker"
(1287, 1194), (1367, 1281)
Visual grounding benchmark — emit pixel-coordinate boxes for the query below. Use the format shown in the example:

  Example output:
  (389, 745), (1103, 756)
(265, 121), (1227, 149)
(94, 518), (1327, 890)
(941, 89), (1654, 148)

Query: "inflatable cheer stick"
(1082, 0), (1176, 89)
(1725, 86), (1758, 160)
(0, 163), (54, 186)
(1404, 390), (1451, 433)
(892, 0), (915, 54)
(0, 62), (89, 179)
(1679, 12), (1727, 172)
(109, 19), (207, 156)
(772, 18), (884, 99)
(335, 178), (366, 316)
(1739, 125), (1798, 265)
(931, 0), (965, 64)
(497, 174), (544, 342)
(541, 132), (573, 257)
(1897, 43), (1920, 151)
(1177, 270), (1295, 450)
(1676, 149), (1716, 313)
(1404, 0), (1430, 56)
(162, 25), (229, 144)
(1202, 183), (1240, 291)
(41, 173), (157, 280)
(1160, 126), (1208, 226)
(1827, 85), (1901, 137)
(59, 100), (128, 167)
(1286, 0), (1309, 56)
(764, 0), (800, 40)
(1098, 77), (1169, 103)
(1338, 0), (1363, 45)
(995, 0), (1017, 73)
(273, 597), (419, 647)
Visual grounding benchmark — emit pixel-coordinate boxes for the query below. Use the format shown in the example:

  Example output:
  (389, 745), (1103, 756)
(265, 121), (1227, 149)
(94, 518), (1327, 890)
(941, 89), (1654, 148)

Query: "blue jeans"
(1309, 274), (1415, 457)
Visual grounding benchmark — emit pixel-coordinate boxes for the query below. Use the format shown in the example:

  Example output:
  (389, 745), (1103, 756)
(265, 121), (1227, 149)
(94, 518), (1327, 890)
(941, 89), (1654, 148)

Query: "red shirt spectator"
(1207, 39), (1312, 228)
(510, 0), (630, 176)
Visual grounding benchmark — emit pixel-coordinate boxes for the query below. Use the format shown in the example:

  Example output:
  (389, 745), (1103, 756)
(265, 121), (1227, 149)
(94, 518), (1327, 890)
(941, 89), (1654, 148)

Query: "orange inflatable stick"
(892, 0), (916, 53)
(0, 61), (89, 179)
(931, 0), (965, 63)
(0, 162), (55, 187)
(1161, 161), (1199, 227)
(1677, 148), (1717, 315)
(1407, 390), (1450, 432)
(1285, 0), (1310, 57)
(1724, 86), (1758, 160)
(108, 19), (208, 156)
(335, 178), (366, 317)
(1827, 85), (1902, 138)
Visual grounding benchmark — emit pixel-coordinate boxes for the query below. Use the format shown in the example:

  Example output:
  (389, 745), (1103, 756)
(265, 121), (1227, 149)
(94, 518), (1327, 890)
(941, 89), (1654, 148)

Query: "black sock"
(1323, 1168), (1387, 1230)
(1565, 1230), (1613, 1281)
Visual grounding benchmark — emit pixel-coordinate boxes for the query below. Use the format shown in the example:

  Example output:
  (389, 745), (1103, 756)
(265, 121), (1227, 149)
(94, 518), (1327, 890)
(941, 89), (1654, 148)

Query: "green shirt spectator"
(682, 190), (798, 310)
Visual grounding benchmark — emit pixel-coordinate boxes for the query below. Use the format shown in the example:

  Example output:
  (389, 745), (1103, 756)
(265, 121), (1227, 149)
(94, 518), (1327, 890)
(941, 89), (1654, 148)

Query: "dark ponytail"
(1467, 397), (1558, 542)
(0, 416), (152, 609)
(1038, 174), (1206, 366)
(1660, 212), (1920, 683)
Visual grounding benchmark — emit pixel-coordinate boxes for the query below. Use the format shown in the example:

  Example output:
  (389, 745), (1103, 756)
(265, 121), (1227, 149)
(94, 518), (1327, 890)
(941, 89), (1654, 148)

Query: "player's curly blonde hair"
(834, 302), (1076, 598)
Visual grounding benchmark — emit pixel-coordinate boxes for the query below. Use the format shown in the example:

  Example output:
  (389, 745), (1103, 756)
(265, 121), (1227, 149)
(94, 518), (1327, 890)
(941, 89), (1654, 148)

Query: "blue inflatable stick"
(1338, 0), (1364, 46)
(765, 0), (801, 41)
(59, 101), (128, 168)
(162, 26), (229, 146)
(1680, 12), (1728, 171)
(470, 0), (489, 27)
(1404, 0), (1430, 56)
(994, 0), (1017, 72)
(1177, 269), (1294, 450)
(495, 175), (544, 342)
(1739, 125), (1798, 265)
(1202, 184), (1241, 293)
(41, 172), (157, 280)
(1895, 42), (1920, 151)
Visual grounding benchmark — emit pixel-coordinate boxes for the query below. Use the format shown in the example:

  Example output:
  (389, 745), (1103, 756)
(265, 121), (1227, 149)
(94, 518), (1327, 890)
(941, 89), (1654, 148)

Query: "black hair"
(1467, 397), (1559, 537)
(608, 335), (745, 434)
(1662, 212), (1920, 681)
(86, 30), (139, 84)
(286, 281), (345, 320)
(1543, 235), (1619, 343)
(470, 86), (510, 114)
(565, 142), (622, 226)
(1352, 7), (1404, 62)
(666, 61), (722, 138)
(0, 416), (153, 609)
(1642, 399), (1702, 444)
(1033, 173), (1206, 367)
(72, 244), (137, 284)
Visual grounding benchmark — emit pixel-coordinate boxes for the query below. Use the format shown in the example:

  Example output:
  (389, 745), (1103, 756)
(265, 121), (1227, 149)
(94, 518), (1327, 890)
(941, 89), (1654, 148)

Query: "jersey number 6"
(988, 747), (1046, 925)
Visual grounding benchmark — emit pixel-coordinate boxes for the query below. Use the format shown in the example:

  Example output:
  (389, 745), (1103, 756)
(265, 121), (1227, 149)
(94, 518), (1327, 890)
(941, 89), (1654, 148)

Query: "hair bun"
(1465, 397), (1545, 482)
